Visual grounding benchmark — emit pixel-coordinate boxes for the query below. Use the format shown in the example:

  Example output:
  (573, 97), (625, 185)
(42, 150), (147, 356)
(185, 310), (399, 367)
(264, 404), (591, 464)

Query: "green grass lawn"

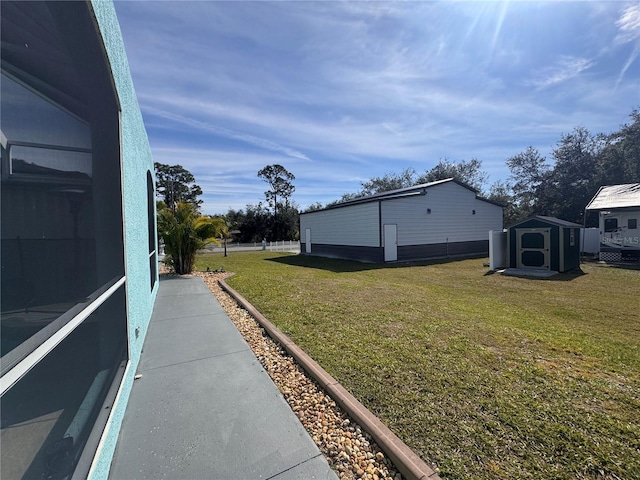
(195, 252), (640, 479)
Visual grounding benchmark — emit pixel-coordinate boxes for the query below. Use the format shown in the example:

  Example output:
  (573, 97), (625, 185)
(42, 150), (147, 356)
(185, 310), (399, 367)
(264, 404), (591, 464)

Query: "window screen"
(1, 3), (127, 478)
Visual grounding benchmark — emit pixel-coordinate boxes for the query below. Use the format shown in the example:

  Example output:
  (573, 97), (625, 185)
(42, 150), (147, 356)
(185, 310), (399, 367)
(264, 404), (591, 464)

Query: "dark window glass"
(9, 144), (92, 179)
(628, 219), (637, 230)
(521, 232), (545, 249)
(605, 218), (618, 232)
(0, 72), (91, 150)
(1, 2), (128, 478)
(1, 2), (124, 358)
(521, 250), (545, 267)
(147, 171), (157, 290)
(1, 74), (103, 355)
(1, 287), (127, 480)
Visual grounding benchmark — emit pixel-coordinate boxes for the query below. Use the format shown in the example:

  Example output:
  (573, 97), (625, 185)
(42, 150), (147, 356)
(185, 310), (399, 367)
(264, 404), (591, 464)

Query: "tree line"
(493, 109), (639, 225)
(314, 108), (639, 226)
(156, 108), (639, 272)
(154, 162), (298, 272)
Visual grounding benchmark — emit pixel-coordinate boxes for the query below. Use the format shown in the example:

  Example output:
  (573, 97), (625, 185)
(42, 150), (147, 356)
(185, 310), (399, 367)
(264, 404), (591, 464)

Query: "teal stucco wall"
(88, 1), (158, 478)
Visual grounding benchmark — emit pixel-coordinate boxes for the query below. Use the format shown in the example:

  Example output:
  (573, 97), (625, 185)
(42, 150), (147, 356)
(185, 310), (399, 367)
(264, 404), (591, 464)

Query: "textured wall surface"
(88, 1), (157, 478)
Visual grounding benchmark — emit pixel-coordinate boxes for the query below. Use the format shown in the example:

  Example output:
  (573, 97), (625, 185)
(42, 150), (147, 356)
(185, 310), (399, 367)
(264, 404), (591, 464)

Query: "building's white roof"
(303, 177), (503, 215)
(585, 183), (640, 210)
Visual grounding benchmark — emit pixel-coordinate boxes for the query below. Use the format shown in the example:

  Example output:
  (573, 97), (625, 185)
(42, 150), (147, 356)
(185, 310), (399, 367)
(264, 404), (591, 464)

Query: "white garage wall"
(381, 182), (502, 246)
(300, 202), (380, 247)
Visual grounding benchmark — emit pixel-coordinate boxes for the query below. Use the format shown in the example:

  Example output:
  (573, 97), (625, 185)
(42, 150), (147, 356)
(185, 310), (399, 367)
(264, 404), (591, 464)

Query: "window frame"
(1, 2), (130, 478)
(148, 170), (157, 290)
(0, 276), (125, 386)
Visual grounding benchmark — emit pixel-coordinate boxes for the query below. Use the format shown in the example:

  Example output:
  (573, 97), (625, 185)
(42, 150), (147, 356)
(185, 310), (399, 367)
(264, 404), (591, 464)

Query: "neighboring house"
(585, 183), (640, 262)
(300, 178), (503, 263)
(506, 216), (582, 273)
(1, 2), (157, 479)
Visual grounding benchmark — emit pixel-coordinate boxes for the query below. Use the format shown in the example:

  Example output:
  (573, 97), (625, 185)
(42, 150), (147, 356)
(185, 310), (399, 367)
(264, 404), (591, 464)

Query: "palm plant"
(158, 202), (226, 274)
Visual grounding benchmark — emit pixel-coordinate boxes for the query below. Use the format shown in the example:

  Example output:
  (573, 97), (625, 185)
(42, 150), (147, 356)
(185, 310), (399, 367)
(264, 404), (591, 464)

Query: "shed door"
(516, 228), (550, 269)
(384, 224), (397, 262)
(305, 228), (311, 254)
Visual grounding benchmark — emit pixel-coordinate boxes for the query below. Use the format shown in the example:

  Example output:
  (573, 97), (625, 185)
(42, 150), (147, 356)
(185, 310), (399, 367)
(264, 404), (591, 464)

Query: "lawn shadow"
(540, 268), (588, 282)
(488, 267), (588, 282)
(266, 253), (480, 273)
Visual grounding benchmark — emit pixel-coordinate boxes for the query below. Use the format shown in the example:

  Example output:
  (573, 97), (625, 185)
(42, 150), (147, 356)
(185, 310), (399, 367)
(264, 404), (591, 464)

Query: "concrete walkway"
(109, 275), (337, 480)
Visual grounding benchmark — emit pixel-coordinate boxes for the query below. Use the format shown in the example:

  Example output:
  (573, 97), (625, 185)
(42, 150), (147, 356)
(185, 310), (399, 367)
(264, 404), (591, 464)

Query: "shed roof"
(585, 183), (640, 210)
(508, 215), (582, 229)
(306, 178), (502, 214)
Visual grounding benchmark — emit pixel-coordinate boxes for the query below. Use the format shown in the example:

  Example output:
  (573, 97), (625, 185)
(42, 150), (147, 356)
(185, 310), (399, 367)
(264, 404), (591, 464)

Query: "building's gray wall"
(300, 202), (380, 247)
(397, 240), (489, 262)
(380, 182), (502, 246)
(300, 182), (502, 262)
(308, 244), (384, 263)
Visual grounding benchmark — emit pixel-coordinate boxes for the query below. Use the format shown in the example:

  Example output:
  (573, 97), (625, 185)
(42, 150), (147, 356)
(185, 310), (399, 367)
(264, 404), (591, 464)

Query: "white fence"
(489, 230), (507, 270)
(580, 228), (599, 254)
(200, 240), (300, 254)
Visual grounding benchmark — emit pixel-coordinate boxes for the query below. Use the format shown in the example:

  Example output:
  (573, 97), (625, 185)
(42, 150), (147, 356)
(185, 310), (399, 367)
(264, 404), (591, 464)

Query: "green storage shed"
(507, 216), (581, 273)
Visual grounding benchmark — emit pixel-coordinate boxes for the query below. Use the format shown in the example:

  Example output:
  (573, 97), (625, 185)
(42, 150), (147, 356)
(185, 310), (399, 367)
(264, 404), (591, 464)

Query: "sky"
(113, 0), (640, 215)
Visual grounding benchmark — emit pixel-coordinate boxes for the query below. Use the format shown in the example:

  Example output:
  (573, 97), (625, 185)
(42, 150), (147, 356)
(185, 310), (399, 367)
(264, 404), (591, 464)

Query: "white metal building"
(300, 178), (503, 263)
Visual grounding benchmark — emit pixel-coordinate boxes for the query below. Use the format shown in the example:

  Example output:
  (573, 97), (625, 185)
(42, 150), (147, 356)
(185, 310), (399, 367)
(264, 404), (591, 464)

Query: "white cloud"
(528, 56), (594, 89)
(614, 4), (640, 87)
(615, 4), (640, 44)
(146, 107), (311, 162)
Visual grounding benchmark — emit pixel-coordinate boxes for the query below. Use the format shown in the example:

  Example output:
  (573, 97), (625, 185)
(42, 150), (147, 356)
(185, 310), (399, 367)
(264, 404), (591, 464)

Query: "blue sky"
(114, 1), (640, 215)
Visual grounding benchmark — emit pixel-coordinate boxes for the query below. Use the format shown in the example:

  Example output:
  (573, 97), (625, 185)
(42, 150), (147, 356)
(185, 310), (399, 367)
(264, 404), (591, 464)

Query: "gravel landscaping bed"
(195, 272), (404, 480)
